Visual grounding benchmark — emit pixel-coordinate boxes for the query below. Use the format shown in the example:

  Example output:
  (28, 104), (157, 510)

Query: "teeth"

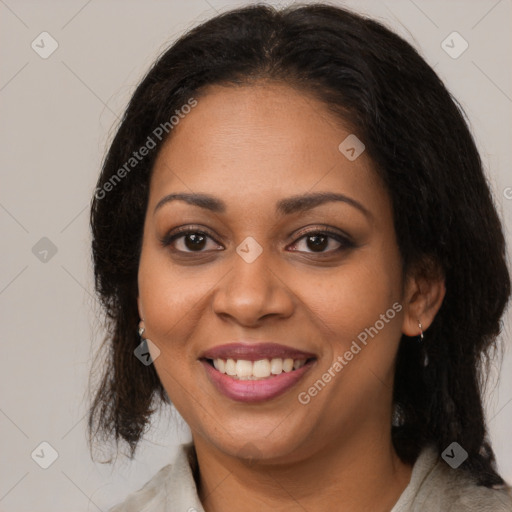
(235, 359), (253, 378)
(253, 359), (271, 378)
(270, 358), (283, 375)
(225, 358), (236, 376)
(213, 358), (225, 373)
(283, 358), (294, 372)
(293, 359), (306, 370)
(211, 357), (308, 379)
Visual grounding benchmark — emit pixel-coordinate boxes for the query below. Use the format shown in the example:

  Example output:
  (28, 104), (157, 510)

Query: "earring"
(135, 321), (161, 365)
(418, 320), (429, 367)
(138, 319), (146, 339)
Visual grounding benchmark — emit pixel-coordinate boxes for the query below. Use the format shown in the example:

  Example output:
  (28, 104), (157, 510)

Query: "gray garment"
(109, 443), (512, 511)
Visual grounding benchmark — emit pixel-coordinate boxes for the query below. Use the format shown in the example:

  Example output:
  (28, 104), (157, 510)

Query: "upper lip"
(200, 342), (317, 361)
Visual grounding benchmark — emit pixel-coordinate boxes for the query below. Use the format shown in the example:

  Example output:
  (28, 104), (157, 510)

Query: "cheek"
(137, 251), (213, 418)
(137, 247), (216, 353)
(292, 252), (402, 347)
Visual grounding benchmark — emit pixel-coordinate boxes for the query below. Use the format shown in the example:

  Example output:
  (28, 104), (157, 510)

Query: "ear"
(401, 257), (446, 337)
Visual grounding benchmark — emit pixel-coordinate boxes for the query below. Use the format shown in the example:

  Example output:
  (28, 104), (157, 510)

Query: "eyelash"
(160, 225), (355, 256)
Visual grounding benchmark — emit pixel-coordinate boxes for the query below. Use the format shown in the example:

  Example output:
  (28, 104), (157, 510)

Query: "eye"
(160, 226), (354, 255)
(160, 227), (222, 253)
(288, 229), (354, 254)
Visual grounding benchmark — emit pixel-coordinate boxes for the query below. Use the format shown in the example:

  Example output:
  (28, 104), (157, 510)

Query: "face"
(137, 82), (408, 463)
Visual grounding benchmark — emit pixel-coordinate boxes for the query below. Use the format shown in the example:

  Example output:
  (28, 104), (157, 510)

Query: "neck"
(194, 428), (412, 512)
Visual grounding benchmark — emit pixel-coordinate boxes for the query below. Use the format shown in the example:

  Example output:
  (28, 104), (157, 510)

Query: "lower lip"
(201, 360), (315, 403)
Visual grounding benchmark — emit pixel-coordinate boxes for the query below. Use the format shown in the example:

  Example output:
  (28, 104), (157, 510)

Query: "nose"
(212, 250), (295, 327)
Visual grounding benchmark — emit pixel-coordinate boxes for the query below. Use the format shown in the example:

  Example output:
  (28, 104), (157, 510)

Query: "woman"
(88, 4), (512, 511)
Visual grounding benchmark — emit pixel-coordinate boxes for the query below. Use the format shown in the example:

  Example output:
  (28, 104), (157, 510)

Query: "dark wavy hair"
(88, 3), (511, 487)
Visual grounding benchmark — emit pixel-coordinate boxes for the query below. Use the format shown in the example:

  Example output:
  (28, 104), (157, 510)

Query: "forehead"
(149, 82), (386, 214)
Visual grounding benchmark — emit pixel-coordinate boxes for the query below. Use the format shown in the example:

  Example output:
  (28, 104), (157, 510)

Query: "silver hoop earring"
(418, 321), (428, 367)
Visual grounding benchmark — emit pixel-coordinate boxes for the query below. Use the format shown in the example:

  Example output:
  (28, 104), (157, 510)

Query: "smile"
(209, 357), (308, 379)
(200, 343), (317, 402)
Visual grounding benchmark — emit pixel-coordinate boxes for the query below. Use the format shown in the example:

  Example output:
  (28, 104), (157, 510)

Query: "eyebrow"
(153, 191), (371, 219)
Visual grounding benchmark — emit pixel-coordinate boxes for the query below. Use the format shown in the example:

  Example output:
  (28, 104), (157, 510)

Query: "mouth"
(200, 343), (317, 402)
(204, 356), (315, 379)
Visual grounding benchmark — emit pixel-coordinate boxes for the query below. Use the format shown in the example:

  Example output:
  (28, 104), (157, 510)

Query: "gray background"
(1, 0), (511, 510)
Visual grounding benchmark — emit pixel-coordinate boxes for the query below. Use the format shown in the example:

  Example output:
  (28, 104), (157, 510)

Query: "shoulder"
(393, 445), (512, 512)
(428, 461), (512, 512)
(108, 443), (203, 512)
(108, 463), (173, 512)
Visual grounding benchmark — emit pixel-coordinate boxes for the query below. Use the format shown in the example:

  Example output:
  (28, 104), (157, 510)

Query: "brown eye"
(182, 233), (207, 251)
(160, 228), (222, 253)
(289, 229), (354, 255)
(304, 233), (329, 252)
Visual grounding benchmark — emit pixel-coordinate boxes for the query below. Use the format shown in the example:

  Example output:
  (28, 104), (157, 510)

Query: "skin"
(137, 82), (446, 512)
